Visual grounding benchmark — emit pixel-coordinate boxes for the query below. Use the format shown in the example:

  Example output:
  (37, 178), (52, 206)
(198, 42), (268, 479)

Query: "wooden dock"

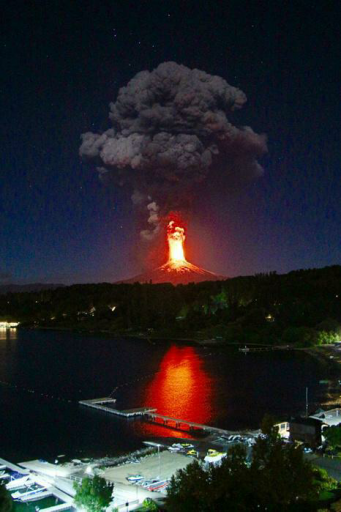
(239, 346), (291, 353)
(144, 411), (241, 436)
(79, 398), (157, 417)
(80, 397), (259, 437)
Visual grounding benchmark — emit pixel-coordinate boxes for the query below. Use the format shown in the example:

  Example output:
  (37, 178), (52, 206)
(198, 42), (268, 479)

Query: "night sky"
(2, 1), (340, 284)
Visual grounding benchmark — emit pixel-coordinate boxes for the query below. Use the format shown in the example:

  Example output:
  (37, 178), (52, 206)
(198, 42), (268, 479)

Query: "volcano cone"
(119, 220), (226, 285)
(121, 259), (226, 285)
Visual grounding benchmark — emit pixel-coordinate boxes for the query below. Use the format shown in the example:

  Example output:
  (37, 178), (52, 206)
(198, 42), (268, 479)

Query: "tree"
(324, 426), (341, 449)
(166, 460), (212, 512)
(317, 318), (341, 335)
(260, 414), (278, 437)
(313, 467), (338, 493)
(251, 431), (317, 508)
(167, 419), (318, 511)
(73, 476), (114, 512)
(142, 498), (159, 511)
(0, 483), (13, 512)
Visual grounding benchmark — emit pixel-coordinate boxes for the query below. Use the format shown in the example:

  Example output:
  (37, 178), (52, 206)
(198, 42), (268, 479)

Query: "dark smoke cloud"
(80, 62), (267, 239)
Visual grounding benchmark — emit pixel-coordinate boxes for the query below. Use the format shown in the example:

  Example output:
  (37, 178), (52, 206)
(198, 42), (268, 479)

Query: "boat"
(12, 487), (49, 502)
(186, 449), (197, 456)
(6, 475), (31, 491)
(169, 443), (183, 451)
(204, 452), (227, 464)
(146, 480), (168, 491)
(126, 475), (144, 482)
(0, 471), (10, 479)
(239, 346), (250, 353)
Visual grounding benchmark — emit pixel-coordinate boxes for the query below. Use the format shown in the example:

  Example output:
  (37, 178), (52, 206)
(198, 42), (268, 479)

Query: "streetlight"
(144, 441), (162, 479)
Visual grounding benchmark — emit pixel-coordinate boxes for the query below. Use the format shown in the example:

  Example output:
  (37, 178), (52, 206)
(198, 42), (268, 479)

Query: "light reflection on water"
(0, 328), (18, 341)
(137, 345), (214, 438)
(0, 330), (328, 460)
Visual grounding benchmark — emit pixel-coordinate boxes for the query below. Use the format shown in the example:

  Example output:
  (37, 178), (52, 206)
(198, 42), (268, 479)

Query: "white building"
(275, 421), (290, 439)
(0, 322), (20, 329)
(310, 408), (341, 428)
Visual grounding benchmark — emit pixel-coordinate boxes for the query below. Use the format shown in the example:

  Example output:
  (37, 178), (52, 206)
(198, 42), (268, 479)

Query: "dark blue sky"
(2, 1), (340, 284)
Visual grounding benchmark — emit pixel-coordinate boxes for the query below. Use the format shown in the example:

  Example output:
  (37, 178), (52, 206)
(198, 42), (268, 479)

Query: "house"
(310, 408), (341, 428)
(275, 421), (290, 439)
(289, 417), (322, 446)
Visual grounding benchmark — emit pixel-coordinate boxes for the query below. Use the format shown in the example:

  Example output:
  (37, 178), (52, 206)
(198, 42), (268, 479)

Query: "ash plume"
(80, 61), (267, 239)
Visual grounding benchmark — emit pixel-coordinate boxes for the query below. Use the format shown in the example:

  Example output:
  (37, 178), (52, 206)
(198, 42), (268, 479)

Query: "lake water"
(0, 329), (329, 462)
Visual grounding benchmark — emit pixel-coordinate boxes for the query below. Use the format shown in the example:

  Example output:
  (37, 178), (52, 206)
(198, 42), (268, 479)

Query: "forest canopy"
(1, 265), (340, 346)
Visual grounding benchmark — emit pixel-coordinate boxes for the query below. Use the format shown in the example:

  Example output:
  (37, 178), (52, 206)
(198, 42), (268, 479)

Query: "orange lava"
(167, 220), (186, 265)
(120, 215), (226, 284)
(137, 345), (214, 438)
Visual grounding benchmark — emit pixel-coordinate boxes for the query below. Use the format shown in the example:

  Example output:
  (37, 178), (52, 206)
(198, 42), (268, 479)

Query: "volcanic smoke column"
(79, 61), (267, 241)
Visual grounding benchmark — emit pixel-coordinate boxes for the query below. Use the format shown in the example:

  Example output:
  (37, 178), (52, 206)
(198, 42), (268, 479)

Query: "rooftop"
(310, 408), (341, 426)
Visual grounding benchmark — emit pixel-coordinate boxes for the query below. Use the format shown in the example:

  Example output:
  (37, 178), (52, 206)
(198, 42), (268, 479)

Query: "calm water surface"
(0, 329), (328, 461)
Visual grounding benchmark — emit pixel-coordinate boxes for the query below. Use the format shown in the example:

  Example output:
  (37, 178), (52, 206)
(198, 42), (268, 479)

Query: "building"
(275, 421), (290, 439)
(289, 417), (322, 446)
(310, 408), (341, 428)
(0, 322), (20, 329)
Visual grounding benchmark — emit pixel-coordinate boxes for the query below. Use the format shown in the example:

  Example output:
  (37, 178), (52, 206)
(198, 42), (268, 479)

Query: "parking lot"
(103, 450), (191, 486)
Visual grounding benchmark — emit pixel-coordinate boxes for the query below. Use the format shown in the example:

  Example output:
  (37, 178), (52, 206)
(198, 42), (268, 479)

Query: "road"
(306, 454), (341, 481)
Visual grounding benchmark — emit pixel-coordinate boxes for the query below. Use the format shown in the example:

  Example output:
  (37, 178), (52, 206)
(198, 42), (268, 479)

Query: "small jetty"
(79, 397), (157, 417)
(239, 345), (291, 353)
(79, 397), (258, 438)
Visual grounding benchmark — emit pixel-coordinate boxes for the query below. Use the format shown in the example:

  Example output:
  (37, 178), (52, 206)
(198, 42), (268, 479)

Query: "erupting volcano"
(81, 62), (266, 285)
(122, 220), (226, 285)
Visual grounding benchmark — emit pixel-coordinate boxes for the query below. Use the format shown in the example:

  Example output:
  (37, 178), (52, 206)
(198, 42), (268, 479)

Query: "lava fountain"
(167, 221), (186, 266)
(121, 218), (226, 285)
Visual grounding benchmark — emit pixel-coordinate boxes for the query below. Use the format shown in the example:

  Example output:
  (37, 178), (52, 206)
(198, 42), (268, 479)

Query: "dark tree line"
(1, 265), (340, 346)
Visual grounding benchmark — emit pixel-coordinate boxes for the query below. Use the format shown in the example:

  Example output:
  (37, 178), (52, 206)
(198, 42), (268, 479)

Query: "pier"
(144, 412), (246, 436)
(79, 397), (157, 417)
(79, 397), (258, 437)
(239, 346), (292, 353)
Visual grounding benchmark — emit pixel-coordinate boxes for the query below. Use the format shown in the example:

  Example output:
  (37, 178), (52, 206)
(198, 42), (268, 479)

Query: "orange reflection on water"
(137, 345), (214, 438)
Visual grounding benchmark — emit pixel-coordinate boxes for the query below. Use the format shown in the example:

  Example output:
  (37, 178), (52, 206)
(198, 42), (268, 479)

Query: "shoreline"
(19, 325), (304, 349)
(305, 345), (341, 408)
(21, 325), (204, 346)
